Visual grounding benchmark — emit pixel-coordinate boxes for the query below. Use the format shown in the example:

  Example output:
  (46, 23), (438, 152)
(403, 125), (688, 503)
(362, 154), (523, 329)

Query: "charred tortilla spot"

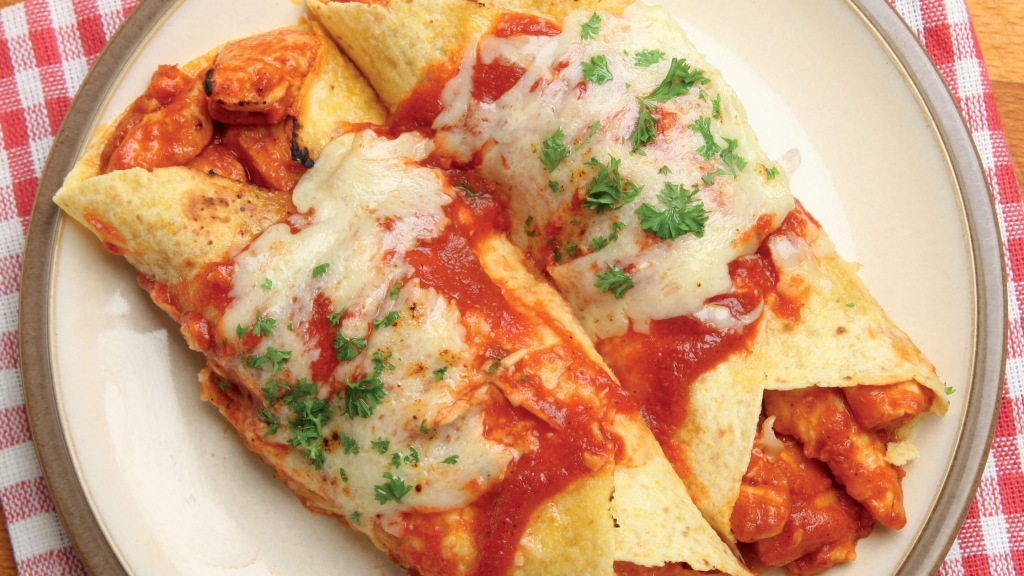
(837, 326), (847, 335)
(203, 69), (214, 96)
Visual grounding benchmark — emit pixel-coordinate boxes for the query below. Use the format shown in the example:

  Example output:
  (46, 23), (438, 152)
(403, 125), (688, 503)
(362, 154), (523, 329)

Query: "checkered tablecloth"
(0, 0), (1021, 574)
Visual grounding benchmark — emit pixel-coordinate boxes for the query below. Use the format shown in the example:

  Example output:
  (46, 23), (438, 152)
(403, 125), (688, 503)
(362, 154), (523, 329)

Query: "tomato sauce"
(83, 212), (126, 255)
(304, 293), (343, 385)
(493, 13), (561, 38)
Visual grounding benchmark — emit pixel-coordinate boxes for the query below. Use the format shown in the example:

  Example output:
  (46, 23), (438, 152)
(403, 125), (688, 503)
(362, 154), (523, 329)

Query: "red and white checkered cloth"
(0, 0), (1020, 574)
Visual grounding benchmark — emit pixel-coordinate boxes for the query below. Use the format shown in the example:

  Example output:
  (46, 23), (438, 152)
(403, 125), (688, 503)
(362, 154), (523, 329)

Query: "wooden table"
(0, 1), (1021, 575)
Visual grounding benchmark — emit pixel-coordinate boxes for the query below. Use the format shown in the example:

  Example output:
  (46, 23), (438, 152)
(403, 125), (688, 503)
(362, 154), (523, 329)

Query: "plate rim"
(17, 0), (1008, 575)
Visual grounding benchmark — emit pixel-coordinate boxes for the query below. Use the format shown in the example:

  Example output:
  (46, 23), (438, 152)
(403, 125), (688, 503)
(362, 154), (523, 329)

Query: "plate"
(19, 0), (1006, 574)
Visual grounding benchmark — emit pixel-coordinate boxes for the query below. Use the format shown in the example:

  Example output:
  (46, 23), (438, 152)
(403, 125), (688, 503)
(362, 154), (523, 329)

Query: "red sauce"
(389, 58), (460, 136)
(493, 13), (561, 38)
(82, 212), (126, 255)
(186, 143), (249, 183)
(595, 250), (778, 482)
(472, 395), (618, 576)
(169, 260), (236, 322)
(613, 562), (717, 576)
(472, 57), (526, 104)
(304, 293), (342, 385)
(221, 120), (307, 192)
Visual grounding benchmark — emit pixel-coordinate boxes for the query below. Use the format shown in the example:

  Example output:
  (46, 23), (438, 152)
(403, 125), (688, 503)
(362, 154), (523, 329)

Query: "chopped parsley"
(582, 55), (613, 85)
(433, 366), (448, 381)
(660, 166), (672, 175)
(340, 432), (360, 454)
(389, 283), (403, 301)
(583, 156), (642, 213)
(251, 311), (276, 337)
(634, 49), (665, 67)
(595, 265), (634, 299)
(371, 437), (391, 454)
(647, 57), (709, 102)
(486, 357), (502, 374)
(327, 308), (346, 327)
(458, 181), (477, 198)
(635, 182), (709, 240)
(712, 94), (722, 119)
(846, 302), (856, 308)
(262, 380), (281, 405)
(702, 173), (716, 185)
(590, 222), (627, 252)
(312, 263), (330, 278)
(374, 472), (413, 504)
(690, 117), (722, 160)
(339, 468), (348, 482)
(257, 409), (278, 437)
(591, 236), (609, 252)
(720, 138), (747, 176)
(215, 379), (227, 392)
(548, 180), (562, 193)
(342, 351), (394, 419)
(404, 447), (420, 465)
(540, 129), (571, 172)
(442, 455), (460, 465)
(334, 330), (368, 362)
(564, 243), (579, 257)
(389, 453), (403, 468)
(575, 121), (601, 152)
(581, 13), (601, 39)
(236, 324), (246, 338)
(247, 347), (292, 372)
(766, 166), (780, 180)
(373, 310), (401, 329)
(350, 511), (361, 525)
(631, 98), (658, 152)
(419, 420), (432, 434)
(261, 278), (273, 290)
(285, 380), (332, 469)
(525, 215), (536, 237)
(945, 384), (956, 395)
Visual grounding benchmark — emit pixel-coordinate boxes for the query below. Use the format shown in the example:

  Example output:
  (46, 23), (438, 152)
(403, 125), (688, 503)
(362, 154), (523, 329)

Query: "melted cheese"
(432, 4), (794, 339)
(221, 131), (513, 524)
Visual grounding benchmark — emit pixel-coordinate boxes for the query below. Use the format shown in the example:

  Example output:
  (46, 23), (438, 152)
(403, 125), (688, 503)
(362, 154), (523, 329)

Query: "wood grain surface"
(0, 1), (1021, 575)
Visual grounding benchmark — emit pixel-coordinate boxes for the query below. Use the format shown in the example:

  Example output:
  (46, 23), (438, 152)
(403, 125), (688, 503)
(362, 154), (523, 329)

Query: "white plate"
(22, 0), (1002, 575)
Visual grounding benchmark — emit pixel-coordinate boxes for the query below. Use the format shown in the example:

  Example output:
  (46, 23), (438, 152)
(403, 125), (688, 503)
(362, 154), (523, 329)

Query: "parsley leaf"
(712, 94), (722, 120)
(236, 324), (246, 338)
(340, 432), (360, 454)
(690, 116), (722, 160)
(548, 180), (562, 193)
(720, 138), (747, 176)
(247, 347), (292, 372)
(334, 329), (368, 362)
(702, 173), (716, 185)
(591, 236), (609, 252)
(635, 182), (709, 240)
(433, 367), (448, 381)
(262, 380), (281, 406)
(647, 57), (709, 102)
(540, 129), (571, 172)
(846, 302), (856, 308)
(582, 55), (613, 85)
(766, 167), (780, 180)
(374, 472), (413, 504)
(419, 420), (431, 434)
(945, 385), (956, 395)
(286, 383), (333, 469)
(371, 437), (391, 454)
(525, 215), (536, 237)
(595, 265), (634, 299)
(631, 98), (658, 153)
(575, 121), (601, 152)
(581, 13), (601, 39)
(261, 278), (273, 290)
(634, 49), (665, 67)
(372, 310), (400, 329)
(583, 156), (642, 213)
(343, 352), (393, 419)
(442, 455), (460, 465)
(312, 263), (330, 278)
(404, 447), (420, 465)
(327, 308), (346, 327)
(486, 358), (502, 374)
(660, 166), (672, 175)
(257, 409), (278, 437)
(389, 283), (403, 301)
(340, 468), (348, 482)
(564, 243), (579, 257)
(389, 453), (403, 468)
(350, 511), (361, 525)
(458, 181), (477, 198)
(251, 311), (276, 337)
